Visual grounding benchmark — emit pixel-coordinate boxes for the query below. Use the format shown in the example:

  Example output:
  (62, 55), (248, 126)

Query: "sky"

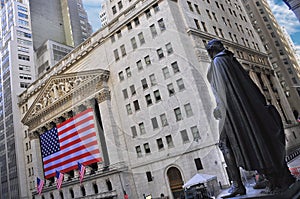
(82, 0), (300, 54)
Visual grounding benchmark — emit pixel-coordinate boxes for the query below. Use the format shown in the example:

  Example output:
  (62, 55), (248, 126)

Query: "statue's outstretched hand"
(213, 107), (222, 120)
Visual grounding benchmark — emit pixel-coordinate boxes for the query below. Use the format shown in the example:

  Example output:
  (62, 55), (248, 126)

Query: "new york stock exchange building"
(18, 1), (300, 198)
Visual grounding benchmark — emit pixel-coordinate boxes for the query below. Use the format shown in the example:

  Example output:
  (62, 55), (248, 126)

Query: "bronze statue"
(206, 39), (295, 198)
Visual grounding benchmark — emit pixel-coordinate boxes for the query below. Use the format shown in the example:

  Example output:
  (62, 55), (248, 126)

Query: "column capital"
(28, 131), (40, 140)
(95, 90), (111, 103)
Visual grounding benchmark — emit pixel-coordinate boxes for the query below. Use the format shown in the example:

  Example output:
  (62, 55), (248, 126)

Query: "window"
(150, 24), (158, 37)
(112, 6), (117, 14)
(166, 135), (174, 147)
(118, 1), (123, 10)
(134, 17), (140, 26)
(201, 21), (207, 32)
(136, 146), (142, 157)
(18, 54), (30, 61)
(162, 67), (170, 79)
(158, 18), (166, 31)
(118, 71), (124, 81)
(139, 122), (146, 134)
(160, 113), (168, 126)
(126, 104), (132, 115)
(195, 4), (201, 14)
(137, 60), (143, 71)
(184, 103), (193, 117)
(194, 158), (203, 170)
(171, 62), (180, 73)
(120, 45), (126, 57)
(157, 138), (164, 150)
(149, 74), (156, 86)
(153, 3), (160, 12)
(144, 55), (151, 65)
(174, 107), (183, 121)
(145, 94), (153, 106)
(141, 78), (149, 89)
(146, 171), (153, 182)
(131, 37), (137, 49)
(157, 48), (164, 59)
(206, 10), (212, 19)
(130, 85), (136, 95)
(122, 89), (128, 99)
(133, 100), (140, 111)
(154, 90), (161, 102)
(116, 30), (122, 38)
(180, 130), (190, 143)
(177, 78), (185, 91)
(110, 35), (115, 43)
(145, 9), (151, 18)
(114, 49), (119, 61)
(144, 143), (151, 154)
(167, 83), (175, 96)
(194, 19), (200, 29)
(187, 1), (194, 12)
(151, 117), (159, 129)
(125, 67), (131, 77)
(138, 32), (145, 44)
(131, 126), (137, 138)
(191, 126), (200, 140)
(127, 22), (132, 30)
(165, 43), (174, 54)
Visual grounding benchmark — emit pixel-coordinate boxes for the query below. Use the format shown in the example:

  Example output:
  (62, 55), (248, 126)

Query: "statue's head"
(206, 39), (225, 59)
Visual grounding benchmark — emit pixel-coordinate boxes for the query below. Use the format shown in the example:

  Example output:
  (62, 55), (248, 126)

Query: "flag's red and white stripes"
(42, 108), (102, 178)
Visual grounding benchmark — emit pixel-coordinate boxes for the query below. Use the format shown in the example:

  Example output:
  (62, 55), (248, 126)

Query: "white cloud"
(82, 0), (104, 31)
(267, 0), (300, 35)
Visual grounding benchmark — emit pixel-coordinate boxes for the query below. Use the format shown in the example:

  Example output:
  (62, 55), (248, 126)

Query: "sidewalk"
(215, 155), (300, 199)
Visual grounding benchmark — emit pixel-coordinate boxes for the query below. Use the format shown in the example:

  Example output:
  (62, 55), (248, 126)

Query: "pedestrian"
(206, 39), (295, 198)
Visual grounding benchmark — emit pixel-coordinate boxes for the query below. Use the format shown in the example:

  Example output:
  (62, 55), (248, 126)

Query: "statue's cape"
(207, 50), (285, 172)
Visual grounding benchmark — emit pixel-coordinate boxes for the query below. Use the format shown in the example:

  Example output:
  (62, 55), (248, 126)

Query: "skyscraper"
(29, 0), (93, 77)
(0, 0), (92, 198)
(19, 0), (299, 198)
(242, 0), (300, 128)
(0, 1), (34, 198)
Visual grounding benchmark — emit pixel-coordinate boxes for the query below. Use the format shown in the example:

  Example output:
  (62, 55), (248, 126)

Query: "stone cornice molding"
(22, 69), (110, 131)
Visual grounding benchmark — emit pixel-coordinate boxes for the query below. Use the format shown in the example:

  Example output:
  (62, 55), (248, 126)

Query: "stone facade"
(19, 0), (299, 199)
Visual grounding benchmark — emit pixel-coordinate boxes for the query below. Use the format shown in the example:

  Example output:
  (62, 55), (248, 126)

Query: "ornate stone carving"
(22, 69), (110, 130)
(95, 89), (111, 103)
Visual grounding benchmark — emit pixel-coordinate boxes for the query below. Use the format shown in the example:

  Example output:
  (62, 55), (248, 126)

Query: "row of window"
(113, 18), (166, 61)
(134, 125), (201, 157)
(124, 77), (185, 115)
(130, 103), (194, 138)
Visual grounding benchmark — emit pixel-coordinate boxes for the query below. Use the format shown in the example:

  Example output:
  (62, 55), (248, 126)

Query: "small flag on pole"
(36, 177), (44, 195)
(78, 162), (86, 183)
(56, 171), (64, 190)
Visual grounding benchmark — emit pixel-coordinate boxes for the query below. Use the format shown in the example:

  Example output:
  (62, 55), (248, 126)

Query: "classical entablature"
(21, 69), (110, 131)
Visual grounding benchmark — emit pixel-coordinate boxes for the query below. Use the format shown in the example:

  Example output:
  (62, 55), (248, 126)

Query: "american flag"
(36, 177), (44, 194)
(78, 162), (86, 183)
(40, 108), (102, 179)
(56, 171), (64, 190)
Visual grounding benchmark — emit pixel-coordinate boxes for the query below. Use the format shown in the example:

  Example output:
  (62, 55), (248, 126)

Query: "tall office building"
(19, 0), (299, 199)
(283, 0), (300, 23)
(0, 0), (92, 198)
(0, 1), (35, 198)
(242, 0), (300, 129)
(29, 0), (92, 77)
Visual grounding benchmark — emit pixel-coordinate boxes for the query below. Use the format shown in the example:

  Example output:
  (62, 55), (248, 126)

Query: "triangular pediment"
(22, 69), (109, 127)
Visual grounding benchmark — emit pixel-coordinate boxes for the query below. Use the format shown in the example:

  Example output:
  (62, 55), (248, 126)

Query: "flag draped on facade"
(78, 162), (86, 183)
(40, 108), (102, 179)
(36, 177), (44, 194)
(56, 171), (64, 190)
